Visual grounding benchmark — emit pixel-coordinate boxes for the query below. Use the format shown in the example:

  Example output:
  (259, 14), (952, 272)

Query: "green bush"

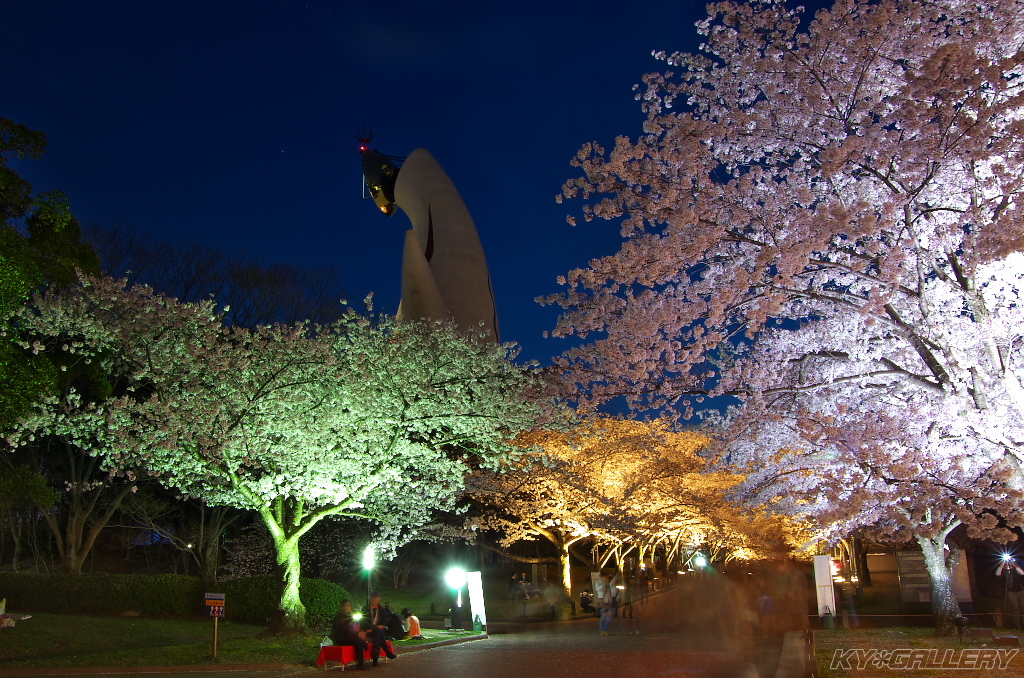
(0, 572), (348, 627)
(298, 577), (350, 628)
(214, 576), (349, 628)
(0, 573), (204, 616)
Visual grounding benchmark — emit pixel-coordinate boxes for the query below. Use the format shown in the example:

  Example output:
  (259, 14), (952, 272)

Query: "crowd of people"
(329, 561), (811, 669)
(589, 570), (649, 635)
(329, 591), (424, 670)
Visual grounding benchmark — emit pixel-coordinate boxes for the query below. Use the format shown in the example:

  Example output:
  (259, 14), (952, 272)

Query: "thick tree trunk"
(197, 504), (235, 586)
(259, 497), (352, 633)
(917, 534), (961, 637)
(269, 533), (306, 632)
(558, 540), (572, 599)
(854, 537), (872, 587)
(200, 541), (220, 587)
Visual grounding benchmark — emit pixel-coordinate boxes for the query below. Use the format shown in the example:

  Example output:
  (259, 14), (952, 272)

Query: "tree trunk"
(259, 496), (352, 633)
(854, 537), (872, 587)
(269, 533), (306, 632)
(201, 540), (220, 587)
(197, 504), (235, 586)
(558, 540), (572, 599)
(11, 511), (22, 572)
(917, 534), (961, 636)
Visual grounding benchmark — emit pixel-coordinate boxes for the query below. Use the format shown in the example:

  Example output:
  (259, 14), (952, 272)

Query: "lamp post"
(363, 545), (375, 605)
(445, 567), (467, 630)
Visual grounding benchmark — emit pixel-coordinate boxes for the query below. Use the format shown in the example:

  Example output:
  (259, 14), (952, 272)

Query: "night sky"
(3, 0), (713, 365)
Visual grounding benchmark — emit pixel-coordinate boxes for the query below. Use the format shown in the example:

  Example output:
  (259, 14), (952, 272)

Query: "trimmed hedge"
(0, 573), (349, 627)
(0, 573), (204, 616)
(216, 575), (348, 628)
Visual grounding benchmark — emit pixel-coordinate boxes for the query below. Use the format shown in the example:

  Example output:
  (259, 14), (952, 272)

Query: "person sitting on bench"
(363, 591), (398, 665)
(330, 599), (367, 670)
(580, 588), (595, 614)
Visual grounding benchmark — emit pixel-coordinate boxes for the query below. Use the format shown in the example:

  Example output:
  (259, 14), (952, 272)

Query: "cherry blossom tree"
(7, 276), (544, 630)
(548, 0), (1024, 633)
(468, 418), (776, 595)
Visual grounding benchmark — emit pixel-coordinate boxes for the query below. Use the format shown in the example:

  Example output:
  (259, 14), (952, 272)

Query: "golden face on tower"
(358, 140), (402, 217)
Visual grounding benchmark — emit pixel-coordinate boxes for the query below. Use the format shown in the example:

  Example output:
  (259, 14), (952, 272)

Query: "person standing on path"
(617, 575), (638, 634)
(997, 556), (1024, 628)
(597, 572), (617, 635)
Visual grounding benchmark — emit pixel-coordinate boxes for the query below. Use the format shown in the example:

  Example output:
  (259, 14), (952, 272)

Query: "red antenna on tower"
(356, 125), (374, 153)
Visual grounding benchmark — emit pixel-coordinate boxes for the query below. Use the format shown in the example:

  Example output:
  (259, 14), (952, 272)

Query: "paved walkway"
(347, 584), (784, 678)
(1, 585), (787, 678)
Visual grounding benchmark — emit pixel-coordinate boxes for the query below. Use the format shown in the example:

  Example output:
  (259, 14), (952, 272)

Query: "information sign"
(205, 592), (225, 618)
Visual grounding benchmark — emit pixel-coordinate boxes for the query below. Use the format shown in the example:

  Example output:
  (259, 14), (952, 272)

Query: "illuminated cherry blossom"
(549, 0), (1024, 633)
(8, 276), (543, 630)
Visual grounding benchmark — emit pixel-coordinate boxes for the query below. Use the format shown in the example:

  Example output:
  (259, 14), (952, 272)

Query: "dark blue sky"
(3, 0), (710, 365)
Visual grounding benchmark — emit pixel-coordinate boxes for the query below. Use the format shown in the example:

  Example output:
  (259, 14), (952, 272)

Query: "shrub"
(214, 575), (349, 627)
(298, 577), (349, 628)
(0, 573), (203, 616)
(0, 572), (348, 627)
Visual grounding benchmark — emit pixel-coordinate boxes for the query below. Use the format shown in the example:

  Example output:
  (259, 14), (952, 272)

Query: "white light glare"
(445, 567), (467, 590)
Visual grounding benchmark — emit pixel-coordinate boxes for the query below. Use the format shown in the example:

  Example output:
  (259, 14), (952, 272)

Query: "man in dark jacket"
(362, 591), (398, 665)
(385, 604), (407, 640)
(330, 599), (366, 669)
(997, 556), (1024, 628)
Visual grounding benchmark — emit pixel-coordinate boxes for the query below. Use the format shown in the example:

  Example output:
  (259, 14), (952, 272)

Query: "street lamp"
(445, 567), (467, 630)
(363, 545), (375, 604)
(694, 555), (708, 568)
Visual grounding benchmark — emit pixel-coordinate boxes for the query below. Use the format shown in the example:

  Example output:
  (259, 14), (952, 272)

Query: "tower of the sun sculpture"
(359, 134), (499, 341)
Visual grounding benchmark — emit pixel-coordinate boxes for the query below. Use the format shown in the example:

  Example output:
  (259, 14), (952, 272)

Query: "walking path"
(1, 585), (788, 678)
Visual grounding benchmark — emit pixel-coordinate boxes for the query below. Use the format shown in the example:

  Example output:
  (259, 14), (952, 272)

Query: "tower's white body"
(394, 149), (499, 341)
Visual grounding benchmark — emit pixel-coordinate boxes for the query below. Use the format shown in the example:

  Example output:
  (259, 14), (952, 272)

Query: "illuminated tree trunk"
(261, 498), (309, 632)
(270, 533), (304, 632)
(559, 540), (572, 599)
(257, 496), (354, 632)
(917, 532), (962, 637)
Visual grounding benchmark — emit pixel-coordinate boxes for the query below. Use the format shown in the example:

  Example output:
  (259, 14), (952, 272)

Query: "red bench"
(317, 641), (396, 670)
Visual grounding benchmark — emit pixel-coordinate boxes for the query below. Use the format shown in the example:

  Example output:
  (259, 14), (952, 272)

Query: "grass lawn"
(815, 627), (1024, 678)
(0, 614), (480, 669)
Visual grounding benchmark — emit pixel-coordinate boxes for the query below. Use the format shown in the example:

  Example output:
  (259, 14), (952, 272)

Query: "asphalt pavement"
(0, 584), (786, 678)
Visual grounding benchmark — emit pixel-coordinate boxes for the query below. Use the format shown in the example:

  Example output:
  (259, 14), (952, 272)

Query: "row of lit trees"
(466, 418), (806, 597)
(4, 274), (546, 630)
(2, 114), (771, 631)
(546, 0), (1024, 634)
